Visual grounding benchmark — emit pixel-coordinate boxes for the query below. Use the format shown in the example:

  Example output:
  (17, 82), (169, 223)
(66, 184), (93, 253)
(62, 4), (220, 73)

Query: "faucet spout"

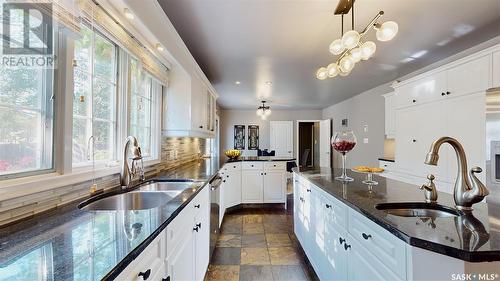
(121, 136), (143, 189)
(424, 137), (489, 210)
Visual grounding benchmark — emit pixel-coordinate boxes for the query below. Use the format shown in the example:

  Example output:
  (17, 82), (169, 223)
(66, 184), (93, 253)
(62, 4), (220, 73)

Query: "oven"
(209, 174), (222, 258)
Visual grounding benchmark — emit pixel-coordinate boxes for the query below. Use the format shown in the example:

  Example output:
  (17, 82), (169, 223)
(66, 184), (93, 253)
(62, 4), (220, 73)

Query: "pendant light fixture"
(316, 0), (398, 80)
(256, 101), (271, 120)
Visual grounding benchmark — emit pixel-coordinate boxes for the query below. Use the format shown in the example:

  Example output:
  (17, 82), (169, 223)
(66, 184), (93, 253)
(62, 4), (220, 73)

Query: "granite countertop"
(226, 156), (296, 162)
(294, 167), (500, 262)
(0, 158), (222, 281)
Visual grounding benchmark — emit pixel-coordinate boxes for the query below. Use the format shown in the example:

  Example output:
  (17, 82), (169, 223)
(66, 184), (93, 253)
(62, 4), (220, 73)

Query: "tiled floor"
(205, 194), (319, 281)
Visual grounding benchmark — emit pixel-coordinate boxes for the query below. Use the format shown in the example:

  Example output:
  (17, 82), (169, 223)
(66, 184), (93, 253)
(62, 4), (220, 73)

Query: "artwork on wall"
(248, 125), (259, 150)
(234, 125), (245, 149)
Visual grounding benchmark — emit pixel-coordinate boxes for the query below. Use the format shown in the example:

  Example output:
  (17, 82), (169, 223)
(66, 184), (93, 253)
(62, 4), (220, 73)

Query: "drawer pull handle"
(446, 91), (451, 95)
(227, 175), (229, 178)
(306, 189), (311, 193)
(362, 233), (372, 240)
(412, 99), (416, 103)
(325, 204), (332, 209)
(162, 277), (170, 281)
(193, 226), (199, 232)
(195, 204), (201, 208)
(196, 222), (202, 229)
(339, 237), (345, 244)
(223, 180), (226, 183)
(138, 269), (151, 280)
(344, 243), (351, 251)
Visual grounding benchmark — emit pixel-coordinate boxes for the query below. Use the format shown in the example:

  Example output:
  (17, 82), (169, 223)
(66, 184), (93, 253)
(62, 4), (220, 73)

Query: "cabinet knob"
(339, 237), (345, 244)
(199, 125), (203, 129)
(138, 269), (151, 280)
(227, 175), (229, 178)
(264, 172), (267, 175)
(446, 91), (451, 95)
(193, 226), (199, 232)
(223, 180), (226, 183)
(344, 243), (351, 251)
(306, 189), (311, 193)
(412, 139), (417, 143)
(362, 233), (372, 240)
(196, 222), (202, 229)
(412, 99), (416, 103)
(441, 92), (446, 96)
(162, 277), (171, 281)
(325, 204), (332, 209)
(194, 204), (201, 208)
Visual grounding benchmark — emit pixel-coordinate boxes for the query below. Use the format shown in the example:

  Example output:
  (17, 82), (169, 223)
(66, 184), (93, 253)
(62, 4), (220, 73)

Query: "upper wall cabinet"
(493, 50), (500, 88)
(382, 92), (396, 138)
(163, 71), (217, 138)
(394, 54), (491, 109)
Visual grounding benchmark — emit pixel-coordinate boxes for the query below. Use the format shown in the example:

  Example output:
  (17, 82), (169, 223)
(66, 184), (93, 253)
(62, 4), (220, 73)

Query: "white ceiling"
(158, 0), (500, 109)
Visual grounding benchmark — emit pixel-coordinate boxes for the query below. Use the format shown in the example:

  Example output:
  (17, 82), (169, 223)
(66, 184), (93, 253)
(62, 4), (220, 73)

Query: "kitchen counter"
(226, 156), (296, 162)
(294, 167), (500, 262)
(0, 158), (222, 281)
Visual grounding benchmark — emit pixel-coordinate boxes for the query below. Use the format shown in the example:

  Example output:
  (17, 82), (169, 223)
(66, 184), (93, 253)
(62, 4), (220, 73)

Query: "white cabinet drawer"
(242, 162), (263, 170)
(379, 160), (395, 171)
(117, 230), (165, 281)
(348, 209), (406, 279)
(225, 162), (242, 171)
(190, 186), (209, 216)
(319, 190), (347, 230)
(264, 161), (285, 170)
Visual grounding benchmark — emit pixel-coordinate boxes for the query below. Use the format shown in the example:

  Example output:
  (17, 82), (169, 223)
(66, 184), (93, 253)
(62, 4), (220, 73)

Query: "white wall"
(220, 109), (322, 156)
(322, 83), (392, 169)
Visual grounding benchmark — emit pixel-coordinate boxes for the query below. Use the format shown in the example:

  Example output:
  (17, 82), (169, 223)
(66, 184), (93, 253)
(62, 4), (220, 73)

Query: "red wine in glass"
(332, 131), (357, 181)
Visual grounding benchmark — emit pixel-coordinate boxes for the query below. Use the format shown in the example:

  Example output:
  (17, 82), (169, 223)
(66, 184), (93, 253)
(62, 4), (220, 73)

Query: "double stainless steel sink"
(79, 180), (203, 211)
(375, 202), (461, 218)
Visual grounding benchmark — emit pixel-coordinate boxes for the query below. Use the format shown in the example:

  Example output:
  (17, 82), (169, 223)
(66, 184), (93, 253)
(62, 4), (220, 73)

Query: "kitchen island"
(294, 167), (500, 281)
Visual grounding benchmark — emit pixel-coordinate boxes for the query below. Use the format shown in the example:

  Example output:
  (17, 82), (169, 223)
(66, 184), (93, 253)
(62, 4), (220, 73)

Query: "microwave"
(491, 141), (500, 183)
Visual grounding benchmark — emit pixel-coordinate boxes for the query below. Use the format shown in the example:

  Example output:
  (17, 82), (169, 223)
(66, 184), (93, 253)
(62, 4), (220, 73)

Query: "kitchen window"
(72, 24), (118, 167)
(128, 59), (161, 160)
(0, 9), (55, 179)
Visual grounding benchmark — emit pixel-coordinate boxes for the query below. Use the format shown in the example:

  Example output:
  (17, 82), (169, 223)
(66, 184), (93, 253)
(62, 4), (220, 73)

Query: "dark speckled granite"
(295, 167), (500, 262)
(0, 158), (222, 281)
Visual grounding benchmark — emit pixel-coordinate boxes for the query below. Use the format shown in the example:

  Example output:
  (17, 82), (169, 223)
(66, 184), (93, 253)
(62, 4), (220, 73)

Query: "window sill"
(0, 158), (161, 202)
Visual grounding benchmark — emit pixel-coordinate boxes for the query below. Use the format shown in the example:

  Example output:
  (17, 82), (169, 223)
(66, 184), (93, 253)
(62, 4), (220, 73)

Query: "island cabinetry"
(240, 161), (286, 204)
(293, 174), (404, 281)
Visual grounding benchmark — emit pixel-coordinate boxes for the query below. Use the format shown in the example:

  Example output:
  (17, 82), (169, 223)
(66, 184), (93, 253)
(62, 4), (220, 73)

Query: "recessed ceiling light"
(124, 8), (134, 20)
(156, 43), (164, 51)
(235, 81), (241, 85)
(265, 81), (272, 85)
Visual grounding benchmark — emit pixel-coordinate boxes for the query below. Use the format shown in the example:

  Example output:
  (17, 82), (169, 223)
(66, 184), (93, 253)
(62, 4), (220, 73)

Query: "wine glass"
(332, 130), (357, 181)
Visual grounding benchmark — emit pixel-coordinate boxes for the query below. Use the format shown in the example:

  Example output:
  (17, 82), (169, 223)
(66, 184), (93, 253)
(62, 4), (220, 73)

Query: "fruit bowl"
(224, 149), (241, 159)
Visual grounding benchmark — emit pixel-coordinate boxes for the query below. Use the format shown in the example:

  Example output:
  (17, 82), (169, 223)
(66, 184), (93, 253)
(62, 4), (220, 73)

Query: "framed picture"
(248, 125), (259, 150)
(234, 125), (245, 149)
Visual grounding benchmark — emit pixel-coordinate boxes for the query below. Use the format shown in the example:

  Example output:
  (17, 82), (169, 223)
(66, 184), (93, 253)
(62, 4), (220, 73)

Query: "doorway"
(298, 122), (319, 168)
(297, 119), (331, 168)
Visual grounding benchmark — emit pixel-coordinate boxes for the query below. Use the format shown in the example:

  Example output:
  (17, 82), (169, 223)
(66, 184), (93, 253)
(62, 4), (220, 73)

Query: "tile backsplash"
(0, 137), (206, 227)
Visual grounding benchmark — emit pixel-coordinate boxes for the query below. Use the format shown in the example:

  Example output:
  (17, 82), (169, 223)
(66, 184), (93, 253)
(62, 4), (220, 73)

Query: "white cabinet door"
(241, 170), (264, 203)
(493, 50), (500, 88)
(224, 170), (242, 208)
(319, 119), (331, 167)
(194, 202), (210, 281)
(322, 225), (348, 281)
(446, 55), (490, 98)
(383, 92), (396, 138)
(263, 171), (285, 202)
(168, 231), (194, 281)
(309, 189), (324, 272)
(293, 179), (305, 244)
(270, 121), (293, 157)
(395, 71), (447, 108)
(347, 234), (401, 281)
(445, 93), (486, 182)
(394, 107), (421, 174)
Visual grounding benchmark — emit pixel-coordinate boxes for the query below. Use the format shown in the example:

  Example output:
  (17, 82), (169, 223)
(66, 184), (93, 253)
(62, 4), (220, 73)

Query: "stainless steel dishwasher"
(209, 174), (222, 258)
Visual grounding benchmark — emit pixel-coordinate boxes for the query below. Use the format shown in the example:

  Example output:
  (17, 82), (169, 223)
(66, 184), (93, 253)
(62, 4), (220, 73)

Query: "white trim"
(295, 120), (323, 165)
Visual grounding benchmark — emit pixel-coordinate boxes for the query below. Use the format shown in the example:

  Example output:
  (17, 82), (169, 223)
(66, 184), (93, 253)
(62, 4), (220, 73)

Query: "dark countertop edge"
(293, 170), (499, 263)
(102, 173), (218, 280)
(378, 157), (395, 162)
(226, 158), (296, 162)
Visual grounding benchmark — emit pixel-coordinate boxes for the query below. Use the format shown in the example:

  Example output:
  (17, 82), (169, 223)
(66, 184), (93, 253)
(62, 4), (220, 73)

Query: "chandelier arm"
(351, 0), (354, 30)
(341, 14), (344, 35)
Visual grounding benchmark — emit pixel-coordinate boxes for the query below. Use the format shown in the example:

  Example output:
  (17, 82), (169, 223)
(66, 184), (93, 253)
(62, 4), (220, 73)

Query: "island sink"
(375, 202), (462, 218)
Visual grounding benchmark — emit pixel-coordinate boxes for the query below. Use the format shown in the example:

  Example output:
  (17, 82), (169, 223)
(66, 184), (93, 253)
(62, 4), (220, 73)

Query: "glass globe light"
(261, 114), (267, 120)
(350, 47), (362, 63)
(342, 30), (361, 49)
(360, 41), (376, 60)
(327, 63), (339, 78)
(339, 69), (351, 76)
(339, 55), (355, 73)
(329, 39), (345, 55)
(316, 67), (328, 80)
(265, 109), (272, 116)
(256, 109), (263, 116)
(376, 21), (398, 42)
